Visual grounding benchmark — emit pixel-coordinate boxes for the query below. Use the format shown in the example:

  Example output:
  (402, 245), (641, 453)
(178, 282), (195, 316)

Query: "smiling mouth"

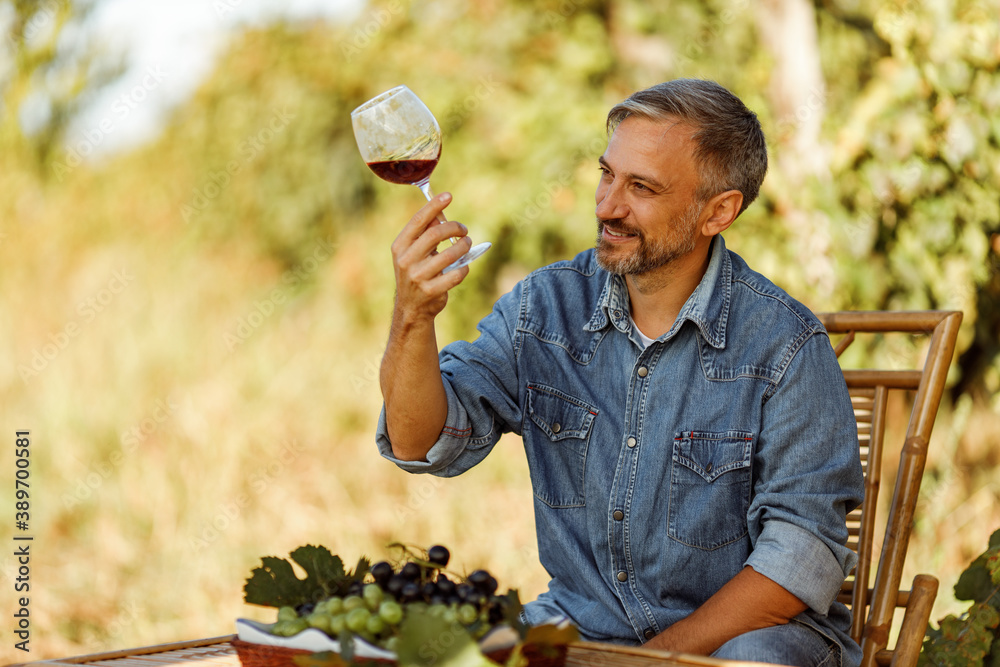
(604, 228), (633, 238)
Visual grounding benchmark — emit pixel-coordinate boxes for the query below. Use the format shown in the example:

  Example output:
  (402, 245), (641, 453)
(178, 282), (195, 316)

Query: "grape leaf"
(243, 545), (367, 608)
(395, 605), (497, 667)
(988, 529), (1000, 551)
(955, 563), (994, 603)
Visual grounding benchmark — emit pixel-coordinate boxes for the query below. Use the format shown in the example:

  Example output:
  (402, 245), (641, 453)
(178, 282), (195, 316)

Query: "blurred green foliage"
(11, 0), (998, 392)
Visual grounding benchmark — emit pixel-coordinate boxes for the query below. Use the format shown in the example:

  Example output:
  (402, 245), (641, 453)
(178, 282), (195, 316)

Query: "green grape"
(342, 595), (365, 611)
(329, 614), (346, 636)
(383, 636), (399, 653)
(306, 612), (332, 633)
(441, 607), (458, 625)
(428, 603), (447, 617)
(276, 606), (298, 622)
(315, 596), (343, 615)
(345, 607), (371, 633)
(365, 615), (386, 636)
(378, 600), (403, 625)
(363, 583), (383, 610)
(272, 618), (309, 637)
(457, 603), (478, 626)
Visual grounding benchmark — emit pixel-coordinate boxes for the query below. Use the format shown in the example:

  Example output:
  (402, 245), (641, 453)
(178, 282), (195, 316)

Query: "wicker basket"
(232, 637), (567, 667)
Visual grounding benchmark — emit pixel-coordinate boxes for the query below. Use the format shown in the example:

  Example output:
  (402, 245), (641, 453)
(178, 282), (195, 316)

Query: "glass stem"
(415, 180), (458, 244)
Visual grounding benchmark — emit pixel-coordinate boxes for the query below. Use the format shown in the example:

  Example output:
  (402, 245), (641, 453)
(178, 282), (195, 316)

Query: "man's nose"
(595, 180), (628, 220)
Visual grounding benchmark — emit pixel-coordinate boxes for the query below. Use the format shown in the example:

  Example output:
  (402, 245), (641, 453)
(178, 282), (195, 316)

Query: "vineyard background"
(1, 0), (999, 661)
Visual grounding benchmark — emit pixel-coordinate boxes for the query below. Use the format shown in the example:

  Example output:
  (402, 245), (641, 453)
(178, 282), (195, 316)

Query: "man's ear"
(699, 190), (743, 236)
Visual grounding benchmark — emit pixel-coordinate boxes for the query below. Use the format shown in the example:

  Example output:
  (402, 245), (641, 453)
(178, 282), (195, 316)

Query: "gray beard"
(594, 205), (701, 275)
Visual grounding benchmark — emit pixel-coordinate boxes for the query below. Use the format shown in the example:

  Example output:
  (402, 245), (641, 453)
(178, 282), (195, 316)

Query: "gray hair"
(607, 79), (767, 215)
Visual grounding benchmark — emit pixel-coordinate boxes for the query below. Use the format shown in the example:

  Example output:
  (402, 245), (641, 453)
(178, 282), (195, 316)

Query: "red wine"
(367, 158), (439, 185)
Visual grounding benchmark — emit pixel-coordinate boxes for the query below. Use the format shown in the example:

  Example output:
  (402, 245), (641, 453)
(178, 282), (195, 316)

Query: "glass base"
(443, 242), (491, 273)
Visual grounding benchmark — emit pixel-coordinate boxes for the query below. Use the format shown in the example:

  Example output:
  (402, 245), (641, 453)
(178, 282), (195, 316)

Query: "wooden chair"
(816, 311), (963, 667)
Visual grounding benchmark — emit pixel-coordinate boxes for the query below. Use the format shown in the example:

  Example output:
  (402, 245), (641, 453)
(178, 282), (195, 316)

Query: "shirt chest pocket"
(524, 383), (598, 508)
(668, 430), (753, 550)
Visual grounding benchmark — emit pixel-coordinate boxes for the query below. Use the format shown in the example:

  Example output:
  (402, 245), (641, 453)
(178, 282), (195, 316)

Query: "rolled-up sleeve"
(375, 282), (526, 477)
(745, 330), (864, 615)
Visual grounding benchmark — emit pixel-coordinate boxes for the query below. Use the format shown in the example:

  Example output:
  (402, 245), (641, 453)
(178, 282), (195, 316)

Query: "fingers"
(390, 194), (474, 321)
(396, 193), (464, 249)
(392, 193), (470, 278)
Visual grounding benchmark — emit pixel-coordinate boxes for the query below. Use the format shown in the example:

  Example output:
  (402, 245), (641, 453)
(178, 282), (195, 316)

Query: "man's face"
(594, 115), (706, 276)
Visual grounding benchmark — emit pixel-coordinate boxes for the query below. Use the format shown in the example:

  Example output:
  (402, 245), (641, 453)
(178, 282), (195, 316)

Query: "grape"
(371, 561), (394, 587)
(457, 603), (478, 625)
(306, 612), (333, 633)
(345, 607), (371, 633)
(366, 615), (386, 636)
(378, 600), (403, 625)
(329, 614), (347, 635)
(363, 583), (383, 610)
(323, 596), (344, 615)
(400, 562), (421, 581)
(273, 618), (309, 637)
(401, 582), (421, 602)
(386, 574), (407, 599)
(421, 582), (438, 600)
(268, 545), (516, 652)
(437, 574), (456, 596)
(427, 545), (450, 567)
(468, 570), (491, 590)
(343, 595), (365, 611)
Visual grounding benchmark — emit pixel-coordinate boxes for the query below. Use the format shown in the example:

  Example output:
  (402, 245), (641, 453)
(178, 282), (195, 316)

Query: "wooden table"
(8, 636), (768, 667)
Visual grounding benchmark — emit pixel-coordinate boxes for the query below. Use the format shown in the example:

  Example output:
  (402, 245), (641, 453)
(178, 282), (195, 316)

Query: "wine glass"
(351, 85), (491, 273)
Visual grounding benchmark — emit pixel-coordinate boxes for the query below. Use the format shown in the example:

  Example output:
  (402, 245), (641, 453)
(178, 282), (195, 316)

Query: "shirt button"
(551, 422), (561, 434)
(644, 629), (655, 640)
(613, 510), (624, 521)
(627, 437), (637, 448)
(637, 366), (648, 377)
(705, 462), (713, 473)
(617, 571), (627, 582)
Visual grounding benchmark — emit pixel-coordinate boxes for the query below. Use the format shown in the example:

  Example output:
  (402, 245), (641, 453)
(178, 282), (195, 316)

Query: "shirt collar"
(585, 235), (732, 349)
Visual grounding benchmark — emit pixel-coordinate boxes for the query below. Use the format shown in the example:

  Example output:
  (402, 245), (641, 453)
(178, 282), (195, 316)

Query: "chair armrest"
(890, 574), (939, 667)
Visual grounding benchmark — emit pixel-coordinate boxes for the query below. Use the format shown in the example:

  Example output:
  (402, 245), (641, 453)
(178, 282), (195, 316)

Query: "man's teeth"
(606, 228), (631, 237)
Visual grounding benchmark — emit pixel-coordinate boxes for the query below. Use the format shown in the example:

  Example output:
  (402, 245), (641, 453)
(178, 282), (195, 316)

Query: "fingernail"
(458, 222), (468, 234)
(440, 192), (452, 202)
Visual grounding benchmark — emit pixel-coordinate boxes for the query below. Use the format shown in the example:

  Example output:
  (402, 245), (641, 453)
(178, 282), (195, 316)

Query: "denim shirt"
(376, 236), (864, 662)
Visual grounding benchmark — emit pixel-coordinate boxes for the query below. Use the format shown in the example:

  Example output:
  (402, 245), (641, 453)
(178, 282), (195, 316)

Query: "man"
(375, 79), (864, 667)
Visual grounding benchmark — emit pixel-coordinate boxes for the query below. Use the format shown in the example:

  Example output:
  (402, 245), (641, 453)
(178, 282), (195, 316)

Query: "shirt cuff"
(374, 385), (473, 476)
(745, 520), (854, 615)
